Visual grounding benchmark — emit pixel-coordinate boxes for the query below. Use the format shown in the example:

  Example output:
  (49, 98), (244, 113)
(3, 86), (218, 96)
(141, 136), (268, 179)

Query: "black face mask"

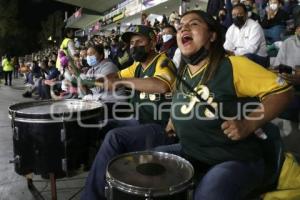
(181, 47), (209, 66)
(233, 16), (246, 28)
(130, 46), (148, 62)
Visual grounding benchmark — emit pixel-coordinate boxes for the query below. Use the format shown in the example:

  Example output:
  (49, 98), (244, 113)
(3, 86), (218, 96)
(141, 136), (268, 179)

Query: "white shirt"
(172, 48), (181, 69)
(224, 19), (267, 57)
(273, 35), (300, 69)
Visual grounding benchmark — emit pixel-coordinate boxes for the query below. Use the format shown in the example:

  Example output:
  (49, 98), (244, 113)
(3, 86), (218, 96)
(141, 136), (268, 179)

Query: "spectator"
(2, 55), (13, 86)
(274, 13), (300, 83)
(261, 0), (289, 43)
(207, 0), (225, 17)
(224, 3), (268, 67)
(243, 0), (261, 22)
(169, 10), (179, 24)
(81, 25), (176, 200)
(56, 28), (76, 71)
(160, 25), (178, 58)
(37, 60), (60, 100)
(80, 44), (123, 102)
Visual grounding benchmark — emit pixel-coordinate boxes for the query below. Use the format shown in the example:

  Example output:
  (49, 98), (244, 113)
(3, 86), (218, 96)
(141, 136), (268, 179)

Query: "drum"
(106, 151), (194, 200)
(8, 100), (104, 177)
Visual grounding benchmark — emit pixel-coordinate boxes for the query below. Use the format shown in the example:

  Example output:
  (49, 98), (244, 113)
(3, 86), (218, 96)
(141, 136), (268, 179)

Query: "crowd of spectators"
(1, 0), (299, 107)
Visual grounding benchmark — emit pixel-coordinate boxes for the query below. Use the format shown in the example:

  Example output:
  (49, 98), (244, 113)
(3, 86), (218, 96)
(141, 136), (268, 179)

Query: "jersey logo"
(180, 85), (217, 118)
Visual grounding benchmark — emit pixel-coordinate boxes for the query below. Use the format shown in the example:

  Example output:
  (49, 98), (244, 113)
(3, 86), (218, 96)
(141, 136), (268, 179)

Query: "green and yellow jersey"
(119, 52), (176, 125)
(172, 56), (292, 165)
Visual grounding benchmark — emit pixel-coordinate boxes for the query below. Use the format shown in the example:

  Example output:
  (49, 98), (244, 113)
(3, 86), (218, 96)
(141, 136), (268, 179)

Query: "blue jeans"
(264, 25), (285, 44)
(244, 53), (269, 68)
(154, 144), (265, 200)
(81, 119), (176, 200)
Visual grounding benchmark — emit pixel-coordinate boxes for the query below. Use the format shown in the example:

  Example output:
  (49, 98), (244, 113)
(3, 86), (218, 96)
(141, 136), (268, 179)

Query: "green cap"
(121, 25), (156, 43)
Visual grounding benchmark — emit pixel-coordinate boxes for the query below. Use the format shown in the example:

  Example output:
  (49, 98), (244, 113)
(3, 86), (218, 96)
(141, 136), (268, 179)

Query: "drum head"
(8, 100), (103, 122)
(106, 151), (194, 196)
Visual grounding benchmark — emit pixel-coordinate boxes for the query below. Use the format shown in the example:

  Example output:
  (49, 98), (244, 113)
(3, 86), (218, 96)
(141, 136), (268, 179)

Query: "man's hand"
(221, 120), (252, 140)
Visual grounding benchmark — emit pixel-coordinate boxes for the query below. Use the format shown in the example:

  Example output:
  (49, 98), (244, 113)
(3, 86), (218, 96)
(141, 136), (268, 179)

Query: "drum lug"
(61, 158), (67, 172)
(60, 129), (66, 142)
(9, 155), (20, 165)
(105, 186), (111, 200)
(13, 126), (19, 141)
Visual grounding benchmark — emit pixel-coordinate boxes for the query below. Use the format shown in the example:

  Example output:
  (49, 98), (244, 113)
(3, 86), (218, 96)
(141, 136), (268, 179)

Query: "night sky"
(18, 0), (75, 29)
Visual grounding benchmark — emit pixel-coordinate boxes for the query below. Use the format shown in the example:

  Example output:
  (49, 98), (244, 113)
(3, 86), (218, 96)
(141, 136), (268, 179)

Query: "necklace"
(179, 63), (208, 98)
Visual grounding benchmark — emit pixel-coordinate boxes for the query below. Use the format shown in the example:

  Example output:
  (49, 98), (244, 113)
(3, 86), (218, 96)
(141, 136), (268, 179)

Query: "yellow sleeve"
(153, 54), (176, 90)
(118, 62), (139, 78)
(229, 56), (292, 101)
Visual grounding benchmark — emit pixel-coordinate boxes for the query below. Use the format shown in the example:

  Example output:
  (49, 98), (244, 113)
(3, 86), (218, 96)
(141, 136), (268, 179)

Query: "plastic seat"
(245, 123), (285, 199)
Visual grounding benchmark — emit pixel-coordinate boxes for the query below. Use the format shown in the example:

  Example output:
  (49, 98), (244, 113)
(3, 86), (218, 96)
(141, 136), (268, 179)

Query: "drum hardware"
(60, 129), (66, 142)
(13, 126), (19, 141)
(9, 155), (20, 169)
(8, 100), (104, 200)
(106, 151), (194, 200)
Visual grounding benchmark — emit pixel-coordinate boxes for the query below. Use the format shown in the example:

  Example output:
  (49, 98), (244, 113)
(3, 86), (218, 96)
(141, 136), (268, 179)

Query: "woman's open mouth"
(181, 34), (193, 46)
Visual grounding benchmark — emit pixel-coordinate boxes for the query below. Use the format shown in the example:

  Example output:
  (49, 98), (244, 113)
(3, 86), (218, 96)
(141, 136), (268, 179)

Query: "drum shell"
(106, 186), (190, 200)
(9, 100), (105, 177)
(12, 117), (100, 176)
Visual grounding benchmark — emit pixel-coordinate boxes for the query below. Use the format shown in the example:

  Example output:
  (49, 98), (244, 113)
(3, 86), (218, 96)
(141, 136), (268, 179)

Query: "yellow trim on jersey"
(229, 56), (292, 101)
(119, 62), (139, 78)
(141, 53), (162, 72)
(187, 63), (208, 78)
(154, 53), (176, 89)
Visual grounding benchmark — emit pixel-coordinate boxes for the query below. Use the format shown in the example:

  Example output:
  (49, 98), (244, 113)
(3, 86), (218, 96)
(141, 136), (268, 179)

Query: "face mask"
(87, 55), (98, 66)
(269, 3), (278, 10)
(248, 11), (252, 17)
(162, 34), (173, 43)
(130, 46), (148, 62)
(233, 16), (246, 28)
(181, 47), (209, 66)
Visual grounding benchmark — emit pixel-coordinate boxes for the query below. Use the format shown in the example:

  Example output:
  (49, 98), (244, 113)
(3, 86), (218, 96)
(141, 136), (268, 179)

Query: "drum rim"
(8, 99), (103, 122)
(106, 151), (194, 197)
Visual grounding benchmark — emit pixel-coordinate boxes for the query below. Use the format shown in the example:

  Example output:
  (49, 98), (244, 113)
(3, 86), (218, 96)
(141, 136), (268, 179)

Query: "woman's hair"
(177, 10), (225, 89)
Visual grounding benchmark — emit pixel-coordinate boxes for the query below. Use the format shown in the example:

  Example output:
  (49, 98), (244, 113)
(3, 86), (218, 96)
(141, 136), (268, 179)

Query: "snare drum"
(106, 151), (194, 200)
(8, 100), (104, 177)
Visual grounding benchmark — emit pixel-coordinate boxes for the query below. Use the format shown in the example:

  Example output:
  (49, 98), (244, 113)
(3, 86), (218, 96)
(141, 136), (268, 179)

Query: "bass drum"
(8, 100), (104, 177)
(106, 151), (194, 200)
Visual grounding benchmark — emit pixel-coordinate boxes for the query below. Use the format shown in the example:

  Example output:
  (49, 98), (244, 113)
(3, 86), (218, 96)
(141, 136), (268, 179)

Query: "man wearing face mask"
(261, 0), (288, 43)
(224, 3), (268, 67)
(81, 25), (177, 200)
(274, 14), (300, 84)
(242, 0), (260, 22)
(159, 25), (178, 58)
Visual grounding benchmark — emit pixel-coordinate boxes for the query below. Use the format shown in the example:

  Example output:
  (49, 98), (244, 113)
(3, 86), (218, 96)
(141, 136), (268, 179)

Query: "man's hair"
(232, 3), (248, 14)
(163, 24), (177, 33)
(88, 44), (104, 56)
